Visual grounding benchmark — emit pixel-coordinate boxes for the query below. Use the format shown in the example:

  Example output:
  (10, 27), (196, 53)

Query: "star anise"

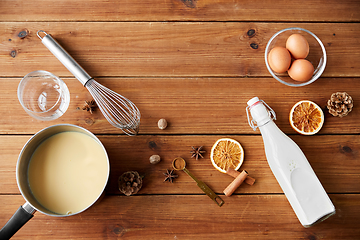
(163, 169), (178, 183)
(82, 100), (97, 114)
(190, 146), (205, 160)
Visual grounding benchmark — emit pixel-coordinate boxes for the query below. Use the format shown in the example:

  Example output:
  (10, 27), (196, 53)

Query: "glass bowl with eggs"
(265, 27), (326, 87)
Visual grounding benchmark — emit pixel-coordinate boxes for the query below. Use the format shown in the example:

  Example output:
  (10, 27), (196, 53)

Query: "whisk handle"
(37, 30), (92, 86)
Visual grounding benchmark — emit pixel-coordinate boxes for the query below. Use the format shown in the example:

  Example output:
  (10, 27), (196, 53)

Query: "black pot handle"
(0, 204), (35, 239)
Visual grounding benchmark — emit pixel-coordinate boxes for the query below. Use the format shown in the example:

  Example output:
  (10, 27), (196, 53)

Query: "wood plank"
(0, 1), (358, 239)
(1, 135), (359, 194)
(0, 194), (358, 239)
(1, 0), (360, 22)
(0, 77), (359, 135)
(1, 22), (360, 77)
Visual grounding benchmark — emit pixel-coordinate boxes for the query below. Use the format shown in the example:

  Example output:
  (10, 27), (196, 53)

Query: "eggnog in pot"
(28, 131), (109, 215)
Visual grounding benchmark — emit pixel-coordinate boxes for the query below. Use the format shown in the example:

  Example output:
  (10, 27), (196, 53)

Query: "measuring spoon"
(172, 157), (224, 207)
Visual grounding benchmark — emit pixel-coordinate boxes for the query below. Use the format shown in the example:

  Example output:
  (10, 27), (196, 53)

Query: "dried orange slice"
(210, 138), (244, 173)
(289, 100), (324, 135)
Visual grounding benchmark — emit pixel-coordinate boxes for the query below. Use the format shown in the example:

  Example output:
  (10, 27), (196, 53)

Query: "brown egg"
(268, 47), (291, 73)
(288, 59), (314, 82)
(286, 34), (309, 59)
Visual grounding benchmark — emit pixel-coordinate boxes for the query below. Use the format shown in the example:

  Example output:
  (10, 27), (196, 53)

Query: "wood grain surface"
(0, 77), (359, 135)
(1, 194), (359, 239)
(0, 0), (359, 239)
(1, 0), (360, 22)
(1, 135), (359, 195)
(1, 23), (360, 77)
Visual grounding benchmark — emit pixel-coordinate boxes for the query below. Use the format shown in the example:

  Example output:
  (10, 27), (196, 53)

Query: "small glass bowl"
(18, 70), (70, 121)
(265, 27), (327, 87)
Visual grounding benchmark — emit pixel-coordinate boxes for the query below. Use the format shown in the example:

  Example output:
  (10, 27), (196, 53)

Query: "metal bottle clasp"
(246, 99), (276, 131)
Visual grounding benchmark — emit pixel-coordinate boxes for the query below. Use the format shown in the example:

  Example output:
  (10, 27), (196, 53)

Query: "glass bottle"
(246, 97), (335, 227)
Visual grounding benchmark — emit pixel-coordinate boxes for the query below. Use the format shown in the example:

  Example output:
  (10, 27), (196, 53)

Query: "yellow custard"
(28, 131), (109, 215)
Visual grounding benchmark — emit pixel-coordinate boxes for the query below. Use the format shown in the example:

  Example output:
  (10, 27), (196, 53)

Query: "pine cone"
(118, 171), (143, 196)
(327, 92), (353, 117)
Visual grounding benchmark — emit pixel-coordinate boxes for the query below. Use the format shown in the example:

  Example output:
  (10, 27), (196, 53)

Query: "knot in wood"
(250, 43), (259, 49)
(342, 146), (352, 153)
(307, 234), (317, 240)
(10, 50), (17, 58)
(148, 141), (157, 150)
(106, 224), (125, 237)
(18, 29), (29, 39)
(181, 0), (197, 8)
(247, 29), (256, 37)
(85, 117), (95, 125)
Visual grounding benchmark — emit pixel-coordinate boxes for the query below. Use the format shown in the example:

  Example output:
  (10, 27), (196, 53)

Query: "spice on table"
(149, 154), (161, 164)
(82, 100), (97, 114)
(118, 171), (143, 196)
(172, 157), (224, 207)
(327, 92), (353, 117)
(163, 169), (178, 183)
(158, 118), (168, 130)
(190, 146), (205, 160)
(226, 168), (255, 186)
(223, 170), (248, 197)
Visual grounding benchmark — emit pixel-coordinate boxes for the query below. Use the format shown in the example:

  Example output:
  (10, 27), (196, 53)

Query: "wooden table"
(1, 1), (360, 239)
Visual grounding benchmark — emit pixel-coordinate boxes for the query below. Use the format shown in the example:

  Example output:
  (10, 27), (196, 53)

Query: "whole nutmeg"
(149, 154), (161, 164)
(158, 118), (167, 130)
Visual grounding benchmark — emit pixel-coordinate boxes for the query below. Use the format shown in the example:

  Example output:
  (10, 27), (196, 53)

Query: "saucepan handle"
(0, 203), (35, 239)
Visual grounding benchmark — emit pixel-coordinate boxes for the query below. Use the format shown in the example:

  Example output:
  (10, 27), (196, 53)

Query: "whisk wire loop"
(98, 86), (136, 124)
(86, 79), (140, 136)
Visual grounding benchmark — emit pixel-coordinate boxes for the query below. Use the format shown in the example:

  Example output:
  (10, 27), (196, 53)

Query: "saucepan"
(0, 124), (109, 239)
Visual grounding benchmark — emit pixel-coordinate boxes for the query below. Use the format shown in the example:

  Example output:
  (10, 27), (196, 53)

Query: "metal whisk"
(86, 79), (140, 135)
(37, 30), (140, 135)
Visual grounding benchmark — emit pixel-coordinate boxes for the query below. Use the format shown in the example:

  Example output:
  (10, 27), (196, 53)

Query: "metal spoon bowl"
(172, 157), (224, 207)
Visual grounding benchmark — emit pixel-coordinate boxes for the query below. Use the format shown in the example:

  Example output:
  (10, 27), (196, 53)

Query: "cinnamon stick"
(226, 168), (255, 185)
(223, 170), (248, 197)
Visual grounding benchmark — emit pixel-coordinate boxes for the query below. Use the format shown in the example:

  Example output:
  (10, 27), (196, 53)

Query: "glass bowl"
(18, 70), (70, 121)
(265, 27), (327, 87)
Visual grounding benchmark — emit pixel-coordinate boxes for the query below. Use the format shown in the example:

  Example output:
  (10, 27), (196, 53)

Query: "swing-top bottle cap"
(247, 97), (261, 108)
(246, 97), (276, 130)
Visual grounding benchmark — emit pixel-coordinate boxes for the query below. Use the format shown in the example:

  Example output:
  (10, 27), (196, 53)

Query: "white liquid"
(28, 131), (109, 215)
(259, 120), (335, 226)
(247, 97), (335, 227)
